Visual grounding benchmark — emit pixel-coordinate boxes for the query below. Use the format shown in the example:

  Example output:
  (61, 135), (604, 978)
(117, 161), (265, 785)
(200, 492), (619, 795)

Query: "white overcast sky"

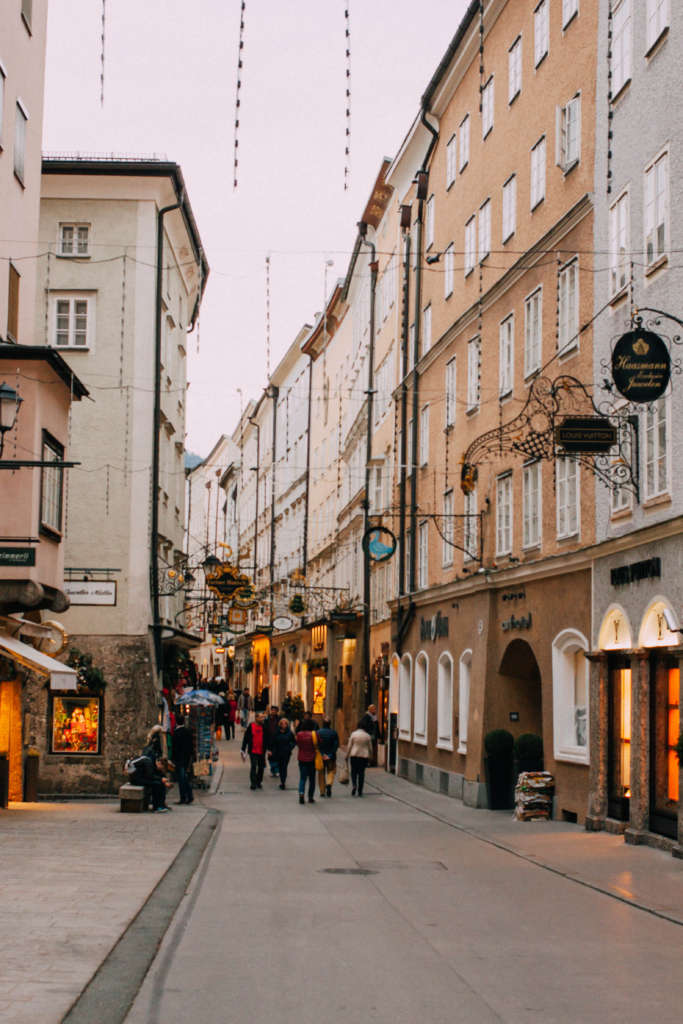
(43, 0), (468, 457)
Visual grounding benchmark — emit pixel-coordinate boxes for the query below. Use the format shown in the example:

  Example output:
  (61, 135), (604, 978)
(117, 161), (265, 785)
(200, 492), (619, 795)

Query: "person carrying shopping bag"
(346, 723), (373, 797)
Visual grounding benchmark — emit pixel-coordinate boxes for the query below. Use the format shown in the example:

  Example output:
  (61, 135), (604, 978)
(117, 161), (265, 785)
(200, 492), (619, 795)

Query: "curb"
(61, 808), (220, 1024)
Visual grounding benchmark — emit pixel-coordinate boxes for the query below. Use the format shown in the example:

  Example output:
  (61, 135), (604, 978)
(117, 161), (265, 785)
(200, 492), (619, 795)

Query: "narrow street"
(122, 745), (683, 1024)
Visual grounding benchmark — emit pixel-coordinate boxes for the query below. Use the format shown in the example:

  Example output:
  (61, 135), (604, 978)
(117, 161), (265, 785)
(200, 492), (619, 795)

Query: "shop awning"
(0, 633), (78, 690)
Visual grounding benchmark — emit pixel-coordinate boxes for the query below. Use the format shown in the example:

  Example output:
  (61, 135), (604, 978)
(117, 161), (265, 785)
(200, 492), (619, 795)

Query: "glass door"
(608, 659), (631, 821)
(650, 660), (679, 838)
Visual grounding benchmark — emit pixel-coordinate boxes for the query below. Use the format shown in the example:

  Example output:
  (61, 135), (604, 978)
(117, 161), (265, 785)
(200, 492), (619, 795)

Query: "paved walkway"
(0, 778), (217, 1024)
(2, 741), (682, 1023)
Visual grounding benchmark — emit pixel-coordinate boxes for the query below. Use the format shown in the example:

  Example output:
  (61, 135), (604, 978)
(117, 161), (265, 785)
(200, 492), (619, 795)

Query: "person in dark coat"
(270, 718), (296, 789)
(241, 713), (267, 790)
(172, 713), (195, 804)
(316, 716), (340, 798)
(295, 716), (318, 805)
(263, 706), (281, 777)
(133, 747), (170, 812)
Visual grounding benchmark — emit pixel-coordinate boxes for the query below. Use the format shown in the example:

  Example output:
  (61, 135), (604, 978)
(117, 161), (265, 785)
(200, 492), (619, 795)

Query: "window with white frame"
(425, 195), (435, 250)
(370, 464), (383, 513)
(523, 461), (541, 547)
(530, 136), (546, 209)
(53, 294), (94, 348)
(14, 101), (27, 182)
(459, 114), (470, 170)
(524, 287), (542, 376)
(445, 357), (457, 427)
(419, 405), (429, 466)
(418, 521), (428, 590)
(534, 0), (549, 66)
(612, 0), (632, 95)
(458, 650), (472, 753)
(482, 76), (494, 138)
(446, 134), (457, 188)
(467, 337), (480, 411)
(552, 629), (589, 763)
(59, 224), (90, 257)
(464, 487), (478, 560)
(502, 174), (516, 242)
(499, 314), (514, 397)
(437, 653), (454, 749)
(611, 416), (633, 514)
(558, 258), (579, 352)
(478, 200), (491, 262)
(406, 417), (413, 476)
(556, 457), (579, 537)
(464, 217), (476, 275)
(412, 226), (419, 272)
(443, 489), (454, 567)
(609, 190), (629, 297)
(562, 0), (578, 28)
(508, 36), (522, 103)
(644, 396), (669, 499)
(557, 94), (581, 171)
(398, 654), (412, 738)
(422, 303), (432, 355)
(40, 433), (64, 534)
(414, 653), (428, 743)
(444, 243), (455, 297)
(496, 473), (513, 556)
(644, 150), (669, 267)
(646, 0), (669, 51)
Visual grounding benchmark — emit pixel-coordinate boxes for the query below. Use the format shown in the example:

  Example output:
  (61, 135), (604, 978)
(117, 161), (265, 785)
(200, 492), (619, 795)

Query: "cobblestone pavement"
(0, 796), (208, 1024)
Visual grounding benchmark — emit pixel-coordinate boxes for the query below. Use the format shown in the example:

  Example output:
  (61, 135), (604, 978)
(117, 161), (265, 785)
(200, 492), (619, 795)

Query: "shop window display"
(51, 696), (101, 754)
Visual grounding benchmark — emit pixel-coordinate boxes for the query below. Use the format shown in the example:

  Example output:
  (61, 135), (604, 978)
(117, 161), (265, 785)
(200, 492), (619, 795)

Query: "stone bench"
(119, 783), (150, 812)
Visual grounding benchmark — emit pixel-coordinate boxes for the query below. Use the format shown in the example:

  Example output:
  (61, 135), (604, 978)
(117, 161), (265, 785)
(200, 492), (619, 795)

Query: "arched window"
(552, 628), (589, 764)
(414, 652), (429, 745)
(437, 652), (454, 750)
(398, 654), (412, 739)
(458, 650), (472, 753)
(639, 597), (680, 648)
(597, 604), (632, 650)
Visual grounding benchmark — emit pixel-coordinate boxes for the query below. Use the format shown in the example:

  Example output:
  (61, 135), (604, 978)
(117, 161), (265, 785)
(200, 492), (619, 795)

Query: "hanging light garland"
(233, 0), (247, 189)
(344, 4), (352, 191)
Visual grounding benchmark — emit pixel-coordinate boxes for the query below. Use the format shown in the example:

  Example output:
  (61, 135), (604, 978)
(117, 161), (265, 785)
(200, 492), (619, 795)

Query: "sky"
(43, 0), (469, 457)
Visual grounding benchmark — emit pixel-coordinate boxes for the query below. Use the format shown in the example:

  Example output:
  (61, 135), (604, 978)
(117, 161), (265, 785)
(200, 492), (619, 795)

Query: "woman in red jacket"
(295, 716), (318, 805)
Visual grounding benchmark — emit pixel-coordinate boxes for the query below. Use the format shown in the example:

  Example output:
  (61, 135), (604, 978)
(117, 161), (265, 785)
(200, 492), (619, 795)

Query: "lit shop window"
(51, 696), (101, 754)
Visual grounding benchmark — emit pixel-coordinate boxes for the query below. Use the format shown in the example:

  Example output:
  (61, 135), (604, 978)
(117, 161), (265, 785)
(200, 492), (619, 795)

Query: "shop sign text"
(502, 612), (532, 632)
(0, 547), (35, 566)
(610, 556), (661, 587)
(420, 611), (449, 642)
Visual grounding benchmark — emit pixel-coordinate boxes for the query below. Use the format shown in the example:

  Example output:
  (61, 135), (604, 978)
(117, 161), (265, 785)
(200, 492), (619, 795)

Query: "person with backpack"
(316, 716), (340, 798)
(172, 714), (195, 805)
(295, 715), (319, 805)
(270, 717), (296, 789)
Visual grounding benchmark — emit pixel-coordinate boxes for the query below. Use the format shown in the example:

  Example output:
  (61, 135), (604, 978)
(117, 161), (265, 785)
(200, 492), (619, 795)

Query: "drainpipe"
(151, 199), (181, 680)
(302, 356), (313, 575)
(268, 385), (279, 623)
(359, 223), (378, 707)
(249, 416), (260, 583)
(396, 227), (411, 653)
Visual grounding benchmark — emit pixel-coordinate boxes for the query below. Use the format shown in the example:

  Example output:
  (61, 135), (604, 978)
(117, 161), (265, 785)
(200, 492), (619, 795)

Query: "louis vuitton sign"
(611, 330), (670, 403)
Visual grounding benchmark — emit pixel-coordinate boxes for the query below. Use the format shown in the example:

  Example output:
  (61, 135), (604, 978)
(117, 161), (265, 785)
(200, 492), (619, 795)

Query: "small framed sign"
(611, 330), (670, 403)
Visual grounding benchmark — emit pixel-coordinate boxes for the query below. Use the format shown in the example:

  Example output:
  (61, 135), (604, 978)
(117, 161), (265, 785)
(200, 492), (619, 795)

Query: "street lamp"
(0, 382), (22, 456)
(202, 554), (221, 576)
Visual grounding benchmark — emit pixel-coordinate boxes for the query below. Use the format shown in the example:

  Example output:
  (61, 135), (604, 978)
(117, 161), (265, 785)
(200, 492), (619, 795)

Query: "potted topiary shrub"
(484, 728), (515, 810)
(514, 732), (544, 775)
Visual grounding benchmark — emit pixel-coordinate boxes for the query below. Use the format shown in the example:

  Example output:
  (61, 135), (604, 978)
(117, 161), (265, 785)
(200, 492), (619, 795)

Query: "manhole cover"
(319, 867), (378, 876)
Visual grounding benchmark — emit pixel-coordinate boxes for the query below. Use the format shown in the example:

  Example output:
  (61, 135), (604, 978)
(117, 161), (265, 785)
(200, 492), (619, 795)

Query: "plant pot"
(484, 754), (515, 810)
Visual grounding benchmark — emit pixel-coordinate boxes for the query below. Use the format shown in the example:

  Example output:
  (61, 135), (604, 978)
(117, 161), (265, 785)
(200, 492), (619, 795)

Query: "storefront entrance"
(496, 639), (542, 736)
(649, 655), (680, 838)
(607, 655), (631, 822)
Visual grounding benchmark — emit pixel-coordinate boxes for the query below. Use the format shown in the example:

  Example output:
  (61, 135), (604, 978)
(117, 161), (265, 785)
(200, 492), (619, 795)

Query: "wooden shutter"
(7, 263), (19, 341)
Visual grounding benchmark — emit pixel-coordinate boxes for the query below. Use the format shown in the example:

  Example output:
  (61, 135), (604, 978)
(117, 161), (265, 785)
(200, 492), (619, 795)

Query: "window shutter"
(7, 263), (20, 341)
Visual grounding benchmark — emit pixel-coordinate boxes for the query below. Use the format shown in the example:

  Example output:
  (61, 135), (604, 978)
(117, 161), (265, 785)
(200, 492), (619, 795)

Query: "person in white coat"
(346, 724), (373, 797)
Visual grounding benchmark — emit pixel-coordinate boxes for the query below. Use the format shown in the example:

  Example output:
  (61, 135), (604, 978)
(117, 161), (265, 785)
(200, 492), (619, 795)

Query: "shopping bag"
(338, 765), (350, 784)
(215, 726), (222, 740)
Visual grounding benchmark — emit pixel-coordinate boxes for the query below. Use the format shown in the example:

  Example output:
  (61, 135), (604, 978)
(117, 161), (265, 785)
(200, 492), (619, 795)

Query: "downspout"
(396, 229), (411, 652)
(359, 223), (378, 707)
(408, 110), (439, 596)
(249, 416), (260, 583)
(268, 385), (279, 623)
(151, 199), (181, 681)
(302, 356), (313, 574)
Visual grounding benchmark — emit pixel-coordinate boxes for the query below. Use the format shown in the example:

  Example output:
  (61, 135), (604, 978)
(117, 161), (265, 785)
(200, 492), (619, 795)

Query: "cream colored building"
(35, 157), (208, 792)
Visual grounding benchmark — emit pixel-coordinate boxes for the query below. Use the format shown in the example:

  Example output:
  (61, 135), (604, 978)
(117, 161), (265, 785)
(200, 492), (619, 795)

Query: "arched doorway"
(494, 639), (542, 737)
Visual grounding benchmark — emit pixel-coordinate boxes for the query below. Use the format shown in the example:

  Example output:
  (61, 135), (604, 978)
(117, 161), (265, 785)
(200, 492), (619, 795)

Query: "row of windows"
(613, 0), (671, 97)
(609, 148), (670, 294)
(397, 626), (589, 763)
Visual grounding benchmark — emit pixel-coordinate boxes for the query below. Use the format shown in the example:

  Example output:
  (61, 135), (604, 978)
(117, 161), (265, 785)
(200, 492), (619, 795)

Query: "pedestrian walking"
(263, 705), (281, 777)
(238, 687), (253, 728)
(358, 704), (378, 740)
(226, 691), (237, 740)
(241, 713), (267, 790)
(295, 715), (319, 805)
(271, 717), (296, 789)
(316, 716), (339, 797)
(346, 723), (373, 797)
(172, 713), (195, 804)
